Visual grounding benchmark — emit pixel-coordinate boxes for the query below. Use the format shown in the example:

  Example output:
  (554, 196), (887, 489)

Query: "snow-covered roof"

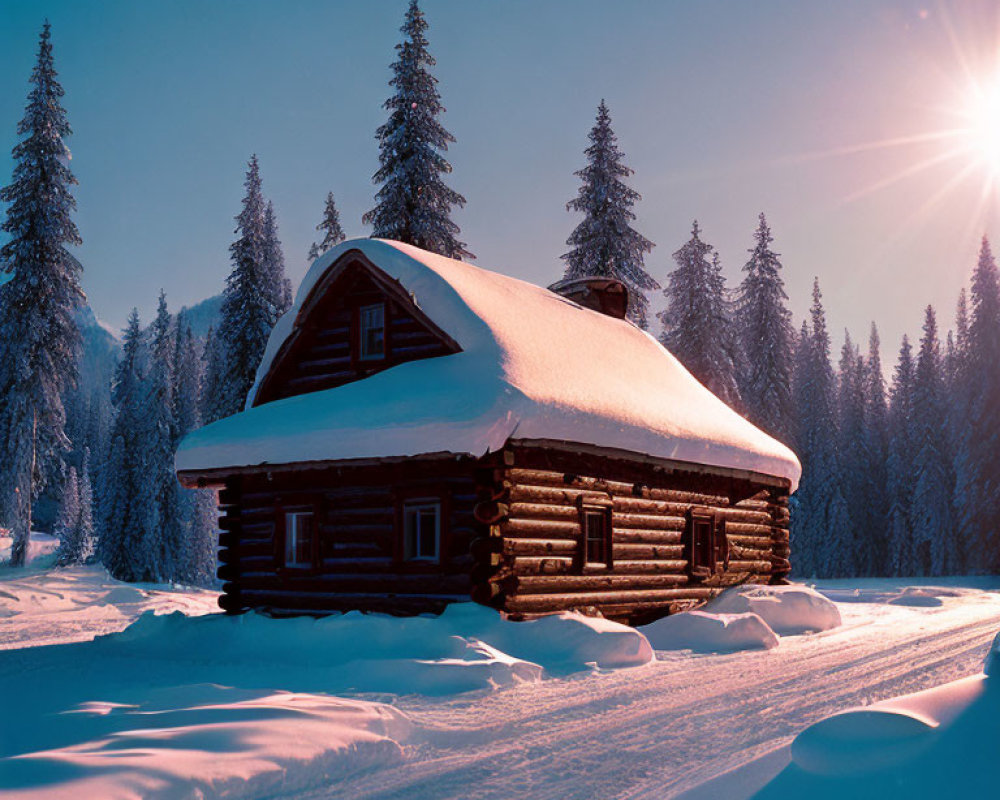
(176, 239), (801, 489)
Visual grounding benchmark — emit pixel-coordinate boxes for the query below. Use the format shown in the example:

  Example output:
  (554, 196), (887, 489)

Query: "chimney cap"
(547, 276), (630, 320)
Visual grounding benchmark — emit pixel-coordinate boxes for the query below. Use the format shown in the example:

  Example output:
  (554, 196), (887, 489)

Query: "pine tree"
(836, 331), (866, 576)
(100, 310), (159, 581)
(263, 200), (292, 318)
(214, 156), (276, 420)
(659, 222), (741, 407)
(308, 191), (346, 261)
(790, 280), (848, 577)
(887, 335), (917, 575)
(54, 449), (94, 566)
(954, 237), (1000, 573)
(200, 325), (226, 424)
(910, 306), (954, 575)
(861, 323), (890, 574)
(562, 100), (658, 327)
(148, 292), (180, 580)
(53, 466), (80, 566)
(736, 213), (794, 441)
(0, 23), (83, 566)
(363, 0), (472, 260)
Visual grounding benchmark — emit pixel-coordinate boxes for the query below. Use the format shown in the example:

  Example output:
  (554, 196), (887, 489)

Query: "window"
(584, 509), (610, 565)
(578, 499), (613, 568)
(403, 501), (440, 561)
(359, 303), (385, 361)
(686, 509), (726, 579)
(284, 511), (315, 568)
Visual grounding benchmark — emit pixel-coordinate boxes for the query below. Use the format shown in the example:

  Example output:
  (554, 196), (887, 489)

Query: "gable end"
(253, 250), (462, 406)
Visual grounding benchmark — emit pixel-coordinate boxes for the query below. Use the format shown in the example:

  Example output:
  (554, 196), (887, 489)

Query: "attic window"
(359, 303), (385, 360)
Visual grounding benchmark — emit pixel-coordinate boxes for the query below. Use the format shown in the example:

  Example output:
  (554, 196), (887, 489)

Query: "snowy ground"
(0, 570), (998, 800)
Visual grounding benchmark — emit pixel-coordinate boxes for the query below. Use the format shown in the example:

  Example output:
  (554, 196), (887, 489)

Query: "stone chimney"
(547, 276), (630, 320)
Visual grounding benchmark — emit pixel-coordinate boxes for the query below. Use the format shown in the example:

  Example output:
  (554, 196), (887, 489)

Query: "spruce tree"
(363, 0), (472, 260)
(263, 200), (292, 318)
(215, 156), (275, 420)
(0, 23), (83, 566)
(100, 310), (159, 581)
(861, 323), (890, 574)
(790, 280), (848, 577)
(836, 331), (866, 576)
(308, 191), (346, 261)
(910, 306), (954, 575)
(659, 222), (741, 407)
(200, 325), (226, 424)
(562, 100), (658, 327)
(148, 292), (180, 580)
(954, 237), (1000, 573)
(887, 335), (917, 575)
(736, 213), (794, 442)
(53, 466), (80, 566)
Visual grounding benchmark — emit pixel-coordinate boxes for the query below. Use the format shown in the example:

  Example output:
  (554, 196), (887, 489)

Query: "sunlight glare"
(966, 73), (1000, 176)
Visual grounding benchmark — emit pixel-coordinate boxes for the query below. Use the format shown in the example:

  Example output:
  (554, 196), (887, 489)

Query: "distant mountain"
(177, 294), (223, 339)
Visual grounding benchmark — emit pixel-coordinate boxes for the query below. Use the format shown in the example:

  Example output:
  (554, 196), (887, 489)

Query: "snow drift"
(705, 584), (841, 636)
(642, 609), (780, 653)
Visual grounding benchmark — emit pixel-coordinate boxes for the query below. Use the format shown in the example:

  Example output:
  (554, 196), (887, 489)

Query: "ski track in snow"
(297, 594), (1000, 800)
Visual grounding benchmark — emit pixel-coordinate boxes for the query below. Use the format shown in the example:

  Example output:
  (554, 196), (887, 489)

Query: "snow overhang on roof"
(176, 238), (802, 490)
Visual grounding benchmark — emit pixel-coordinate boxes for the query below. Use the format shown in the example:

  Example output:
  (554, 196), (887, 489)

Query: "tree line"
(2, 5), (997, 584)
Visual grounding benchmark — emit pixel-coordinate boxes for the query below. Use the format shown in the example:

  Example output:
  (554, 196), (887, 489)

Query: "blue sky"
(2, 0), (999, 355)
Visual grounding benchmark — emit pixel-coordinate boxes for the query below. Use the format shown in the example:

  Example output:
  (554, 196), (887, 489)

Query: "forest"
(1, 2), (997, 584)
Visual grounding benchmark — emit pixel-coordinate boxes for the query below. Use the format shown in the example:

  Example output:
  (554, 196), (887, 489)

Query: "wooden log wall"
(217, 457), (481, 616)
(470, 444), (791, 625)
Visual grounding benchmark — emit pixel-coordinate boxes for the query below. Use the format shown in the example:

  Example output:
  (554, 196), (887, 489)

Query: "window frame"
(401, 498), (442, 563)
(577, 495), (614, 571)
(274, 497), (322, 575)
(685, 507), (728, 580)
(357, 301), (387, 363)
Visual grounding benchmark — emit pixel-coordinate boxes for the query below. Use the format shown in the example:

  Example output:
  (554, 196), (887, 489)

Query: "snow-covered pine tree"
(790, 280), (849, 577)
(954, 237), (1000, 573)
(148, 292), (181, 580)
(214, 156), (274, 421)
(886, 335), (917, 575)
(861, 323), (890, 575)
(100, 310), (160, 581)
(308, 191), (346, 261)
(910, 306), (954, 575)
(53, 466), (80, 566)
(54, 449), (94, 566)
(171, 319), (217, 586)
(835, 331), (867, 577)
(735, 213), (794, 442)
(263, 200), (292, 319)
(0, 22), (84, 566)
(562, 100), (658, 327)
(363, 0), (472, 260)
(659, 222), (741, 407)
(200, 325), (226, 424)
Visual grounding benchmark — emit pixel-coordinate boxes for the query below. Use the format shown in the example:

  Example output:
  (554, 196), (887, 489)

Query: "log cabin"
(176, 238), (801, 624)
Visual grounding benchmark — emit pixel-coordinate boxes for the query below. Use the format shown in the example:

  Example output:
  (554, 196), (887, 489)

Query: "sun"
(963, 74), (1000, 177)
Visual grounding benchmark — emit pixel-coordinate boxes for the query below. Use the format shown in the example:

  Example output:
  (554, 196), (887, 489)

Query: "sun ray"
(840, 144), (972, 204)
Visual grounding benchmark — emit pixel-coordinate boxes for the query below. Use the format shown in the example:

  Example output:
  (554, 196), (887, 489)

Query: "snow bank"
(0, 688), (408, 800)
(985, 629), (999, 676)
(0, 565), (218, 650)
(705, 584), (841, 635)
(177, 238), (800, 489)
(103, 602), (651, 693)
(789, 674), (986, 775)
(642, 609), (779, 653)
(757, 633), (1000, 799)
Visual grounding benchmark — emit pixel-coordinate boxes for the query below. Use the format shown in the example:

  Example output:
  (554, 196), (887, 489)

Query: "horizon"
(2, 0), (1000, 355)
